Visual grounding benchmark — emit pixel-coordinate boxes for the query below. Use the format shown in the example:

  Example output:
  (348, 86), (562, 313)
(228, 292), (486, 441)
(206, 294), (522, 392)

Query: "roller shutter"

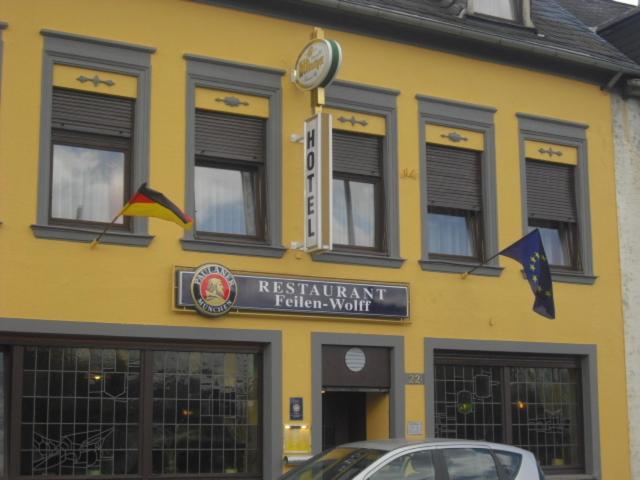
(333, 131), (382, 177)
(426, 144), (482, 211)
(526, 160), (577, 222)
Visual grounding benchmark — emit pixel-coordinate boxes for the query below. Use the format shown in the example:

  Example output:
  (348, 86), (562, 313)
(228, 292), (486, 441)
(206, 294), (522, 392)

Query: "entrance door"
(321, 346), (391, 451)
(322, 391), (367, 450)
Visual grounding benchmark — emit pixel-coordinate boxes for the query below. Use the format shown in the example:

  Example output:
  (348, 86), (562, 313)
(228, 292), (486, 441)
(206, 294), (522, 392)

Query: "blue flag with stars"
(500, 229), (555, 319)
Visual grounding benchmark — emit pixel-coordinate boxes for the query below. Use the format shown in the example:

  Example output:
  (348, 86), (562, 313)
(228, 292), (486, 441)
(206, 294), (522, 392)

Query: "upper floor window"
(418, 97), (500, 277)
(426, 143), (483, 261)
(518, 114), (594, 284)
(468, 0), (534, 26)
(194, 109), (266, 241)
(182, 56), (285, 259)
(33, 31), (154, 247)
(526, 159), (579, 269)
(50, 87), (133, 228)
(332, 130), (384, 251)
(310, 80), (403, 269)
(473, 0), (518, 21)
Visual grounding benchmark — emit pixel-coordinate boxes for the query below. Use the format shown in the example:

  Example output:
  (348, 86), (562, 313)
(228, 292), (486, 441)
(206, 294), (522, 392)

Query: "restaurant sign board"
(175, 267), (409, 320)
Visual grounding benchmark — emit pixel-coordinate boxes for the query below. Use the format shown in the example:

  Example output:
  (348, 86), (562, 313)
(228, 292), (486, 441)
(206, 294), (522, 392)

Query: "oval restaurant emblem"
(190, 264), (238, 317)
(293, 38), (343, 90)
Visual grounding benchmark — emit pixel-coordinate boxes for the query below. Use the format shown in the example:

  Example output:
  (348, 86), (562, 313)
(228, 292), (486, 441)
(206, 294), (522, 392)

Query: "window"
(311, 81), (402, 268)
(526, 160), (579, 270)
(369, 450), (435, 480)
(182, 55), (285, 258)
(6, 344), (262, 478)
(467, 0), (534, 26)
(494, 450), (523, 480)
(194, 110), (266, 240)
(518, 114), (594, 284)
(50, 88), (132, 228)
(332, 131), (383, 251)
(442, 448), (499, 480)
(472, 0), (518, 21)
(426, 144), (483, 261)
(33, 31), (154, 246)
(434, 352), (584, 474)
(419, 97), (499, 276)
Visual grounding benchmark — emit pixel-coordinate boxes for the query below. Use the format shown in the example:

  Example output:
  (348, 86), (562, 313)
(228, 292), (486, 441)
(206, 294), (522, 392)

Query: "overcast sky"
(616, 0), (638, 5)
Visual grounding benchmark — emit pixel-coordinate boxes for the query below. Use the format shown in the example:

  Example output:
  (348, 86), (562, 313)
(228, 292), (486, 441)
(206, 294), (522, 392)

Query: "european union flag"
(500, 229), (555, 319)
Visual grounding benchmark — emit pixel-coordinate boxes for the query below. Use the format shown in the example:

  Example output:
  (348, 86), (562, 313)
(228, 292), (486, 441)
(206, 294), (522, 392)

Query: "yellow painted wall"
(0, 0), (629, 478)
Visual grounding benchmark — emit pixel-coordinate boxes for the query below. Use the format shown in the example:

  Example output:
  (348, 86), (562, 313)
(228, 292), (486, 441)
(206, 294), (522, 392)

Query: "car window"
(368, 450), (435, 480)
(494, 451), (522, 480)
(442, 448), (499, 480)
(283, 448), (386, 480)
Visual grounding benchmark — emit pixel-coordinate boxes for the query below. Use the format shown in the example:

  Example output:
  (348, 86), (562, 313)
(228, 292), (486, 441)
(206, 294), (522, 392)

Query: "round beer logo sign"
(190, 264), (238, 317)
(293, 38), (343, 90)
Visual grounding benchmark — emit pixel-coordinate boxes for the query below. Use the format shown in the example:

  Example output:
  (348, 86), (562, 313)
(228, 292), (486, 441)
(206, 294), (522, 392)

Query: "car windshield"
(283, 447), (386, 480)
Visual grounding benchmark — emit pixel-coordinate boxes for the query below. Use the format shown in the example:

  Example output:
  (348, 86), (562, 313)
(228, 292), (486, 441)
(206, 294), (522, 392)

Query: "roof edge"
(597, 6), (640, 32)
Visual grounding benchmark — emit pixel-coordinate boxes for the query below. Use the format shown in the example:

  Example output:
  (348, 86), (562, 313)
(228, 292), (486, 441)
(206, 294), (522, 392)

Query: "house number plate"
(406, 373), (424, 385)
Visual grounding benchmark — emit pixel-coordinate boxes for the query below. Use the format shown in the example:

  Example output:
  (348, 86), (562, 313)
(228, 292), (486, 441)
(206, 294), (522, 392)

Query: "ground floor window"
(3, 343), (262, 479)
(434, 351), (583, 474)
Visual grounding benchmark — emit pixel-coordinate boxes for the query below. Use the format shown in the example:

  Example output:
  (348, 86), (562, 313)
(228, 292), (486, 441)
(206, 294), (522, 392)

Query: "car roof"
(339, 438), (531, 455)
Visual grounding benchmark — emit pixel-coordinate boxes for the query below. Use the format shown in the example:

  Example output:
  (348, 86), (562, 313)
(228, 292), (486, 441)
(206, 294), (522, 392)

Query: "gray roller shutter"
(195, 109), (265, 163)
(426, 144), (482, 211)
(52, 87), (134, 138)
(333, 131), (382, 177)
(526, 160), (577, 222)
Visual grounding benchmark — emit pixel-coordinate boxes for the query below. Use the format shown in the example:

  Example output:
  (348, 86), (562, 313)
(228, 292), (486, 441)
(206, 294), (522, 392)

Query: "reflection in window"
(151, 351), (261, 475)
(473, 0), (516, 20)
(369, 450), (435, 480)
(51, 145), (125, 224)
(20, 347), (140, 475)
(427, 209), (479, 258)
(511, 367), (580, 468)
(530, 222), (576, 268)
(333, 178), (377, 248)
(195, 165), (258, 237)
(442, 448), (499, 480)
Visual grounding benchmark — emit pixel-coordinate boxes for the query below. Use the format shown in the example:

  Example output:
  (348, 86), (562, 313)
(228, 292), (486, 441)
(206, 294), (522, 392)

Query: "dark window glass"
(20, 347), (141, 476)
(369, 450), (435, 480)
(442, 448), (499, 480)
(151, 351), (261, 475)
(49, 88), (133, 227)
(194, 110), (266, 240)
(194, 163), (261, 237)
(333, 131), (384, 251)
(435, 355), (583, 472)
(426, 144), (483, 261)
(510, 367), (580, 469)
(494, 451), (522, 480)
(434, 365), (503, 442)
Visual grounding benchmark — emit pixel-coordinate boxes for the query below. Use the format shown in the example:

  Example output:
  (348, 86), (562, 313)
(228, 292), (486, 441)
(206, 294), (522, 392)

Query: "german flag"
(121, 183), (193, 230)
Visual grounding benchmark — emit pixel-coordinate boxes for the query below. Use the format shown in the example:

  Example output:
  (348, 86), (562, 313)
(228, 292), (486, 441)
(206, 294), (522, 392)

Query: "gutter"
(297, 0), (640, 76)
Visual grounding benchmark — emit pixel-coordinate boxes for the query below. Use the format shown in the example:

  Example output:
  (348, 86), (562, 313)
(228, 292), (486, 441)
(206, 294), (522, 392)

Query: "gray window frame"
(424, 338), (601, 479)
(518, 113), (596, 284)
(182, 55), (286, 258)
(32, 30), (155, 247)
(418, 96), (501, 276)
(312, 81), (404, 268)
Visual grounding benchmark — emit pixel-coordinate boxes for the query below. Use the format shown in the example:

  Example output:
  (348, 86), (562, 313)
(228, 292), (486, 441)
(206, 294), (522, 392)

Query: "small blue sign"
(290, 397), (303, 421)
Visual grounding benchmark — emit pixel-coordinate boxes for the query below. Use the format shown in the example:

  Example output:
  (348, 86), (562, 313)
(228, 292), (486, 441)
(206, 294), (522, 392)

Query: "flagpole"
(460, 250), (502, 279)
(89, 205), (127, 249)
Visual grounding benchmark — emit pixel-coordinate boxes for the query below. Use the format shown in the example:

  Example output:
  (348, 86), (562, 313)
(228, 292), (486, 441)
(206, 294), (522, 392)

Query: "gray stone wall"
(613, 93), (640, 479)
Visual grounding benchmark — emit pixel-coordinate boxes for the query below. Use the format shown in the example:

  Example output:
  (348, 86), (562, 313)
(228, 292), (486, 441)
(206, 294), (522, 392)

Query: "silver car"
(282, 439), (544, 480)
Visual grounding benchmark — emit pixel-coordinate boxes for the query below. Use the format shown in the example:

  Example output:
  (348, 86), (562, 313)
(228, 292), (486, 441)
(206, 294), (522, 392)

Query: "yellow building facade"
(0, 1), (635, 479)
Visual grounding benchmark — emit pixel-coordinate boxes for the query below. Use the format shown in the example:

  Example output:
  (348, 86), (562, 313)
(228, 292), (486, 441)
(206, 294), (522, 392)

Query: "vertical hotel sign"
(304, 112), (332, 251)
